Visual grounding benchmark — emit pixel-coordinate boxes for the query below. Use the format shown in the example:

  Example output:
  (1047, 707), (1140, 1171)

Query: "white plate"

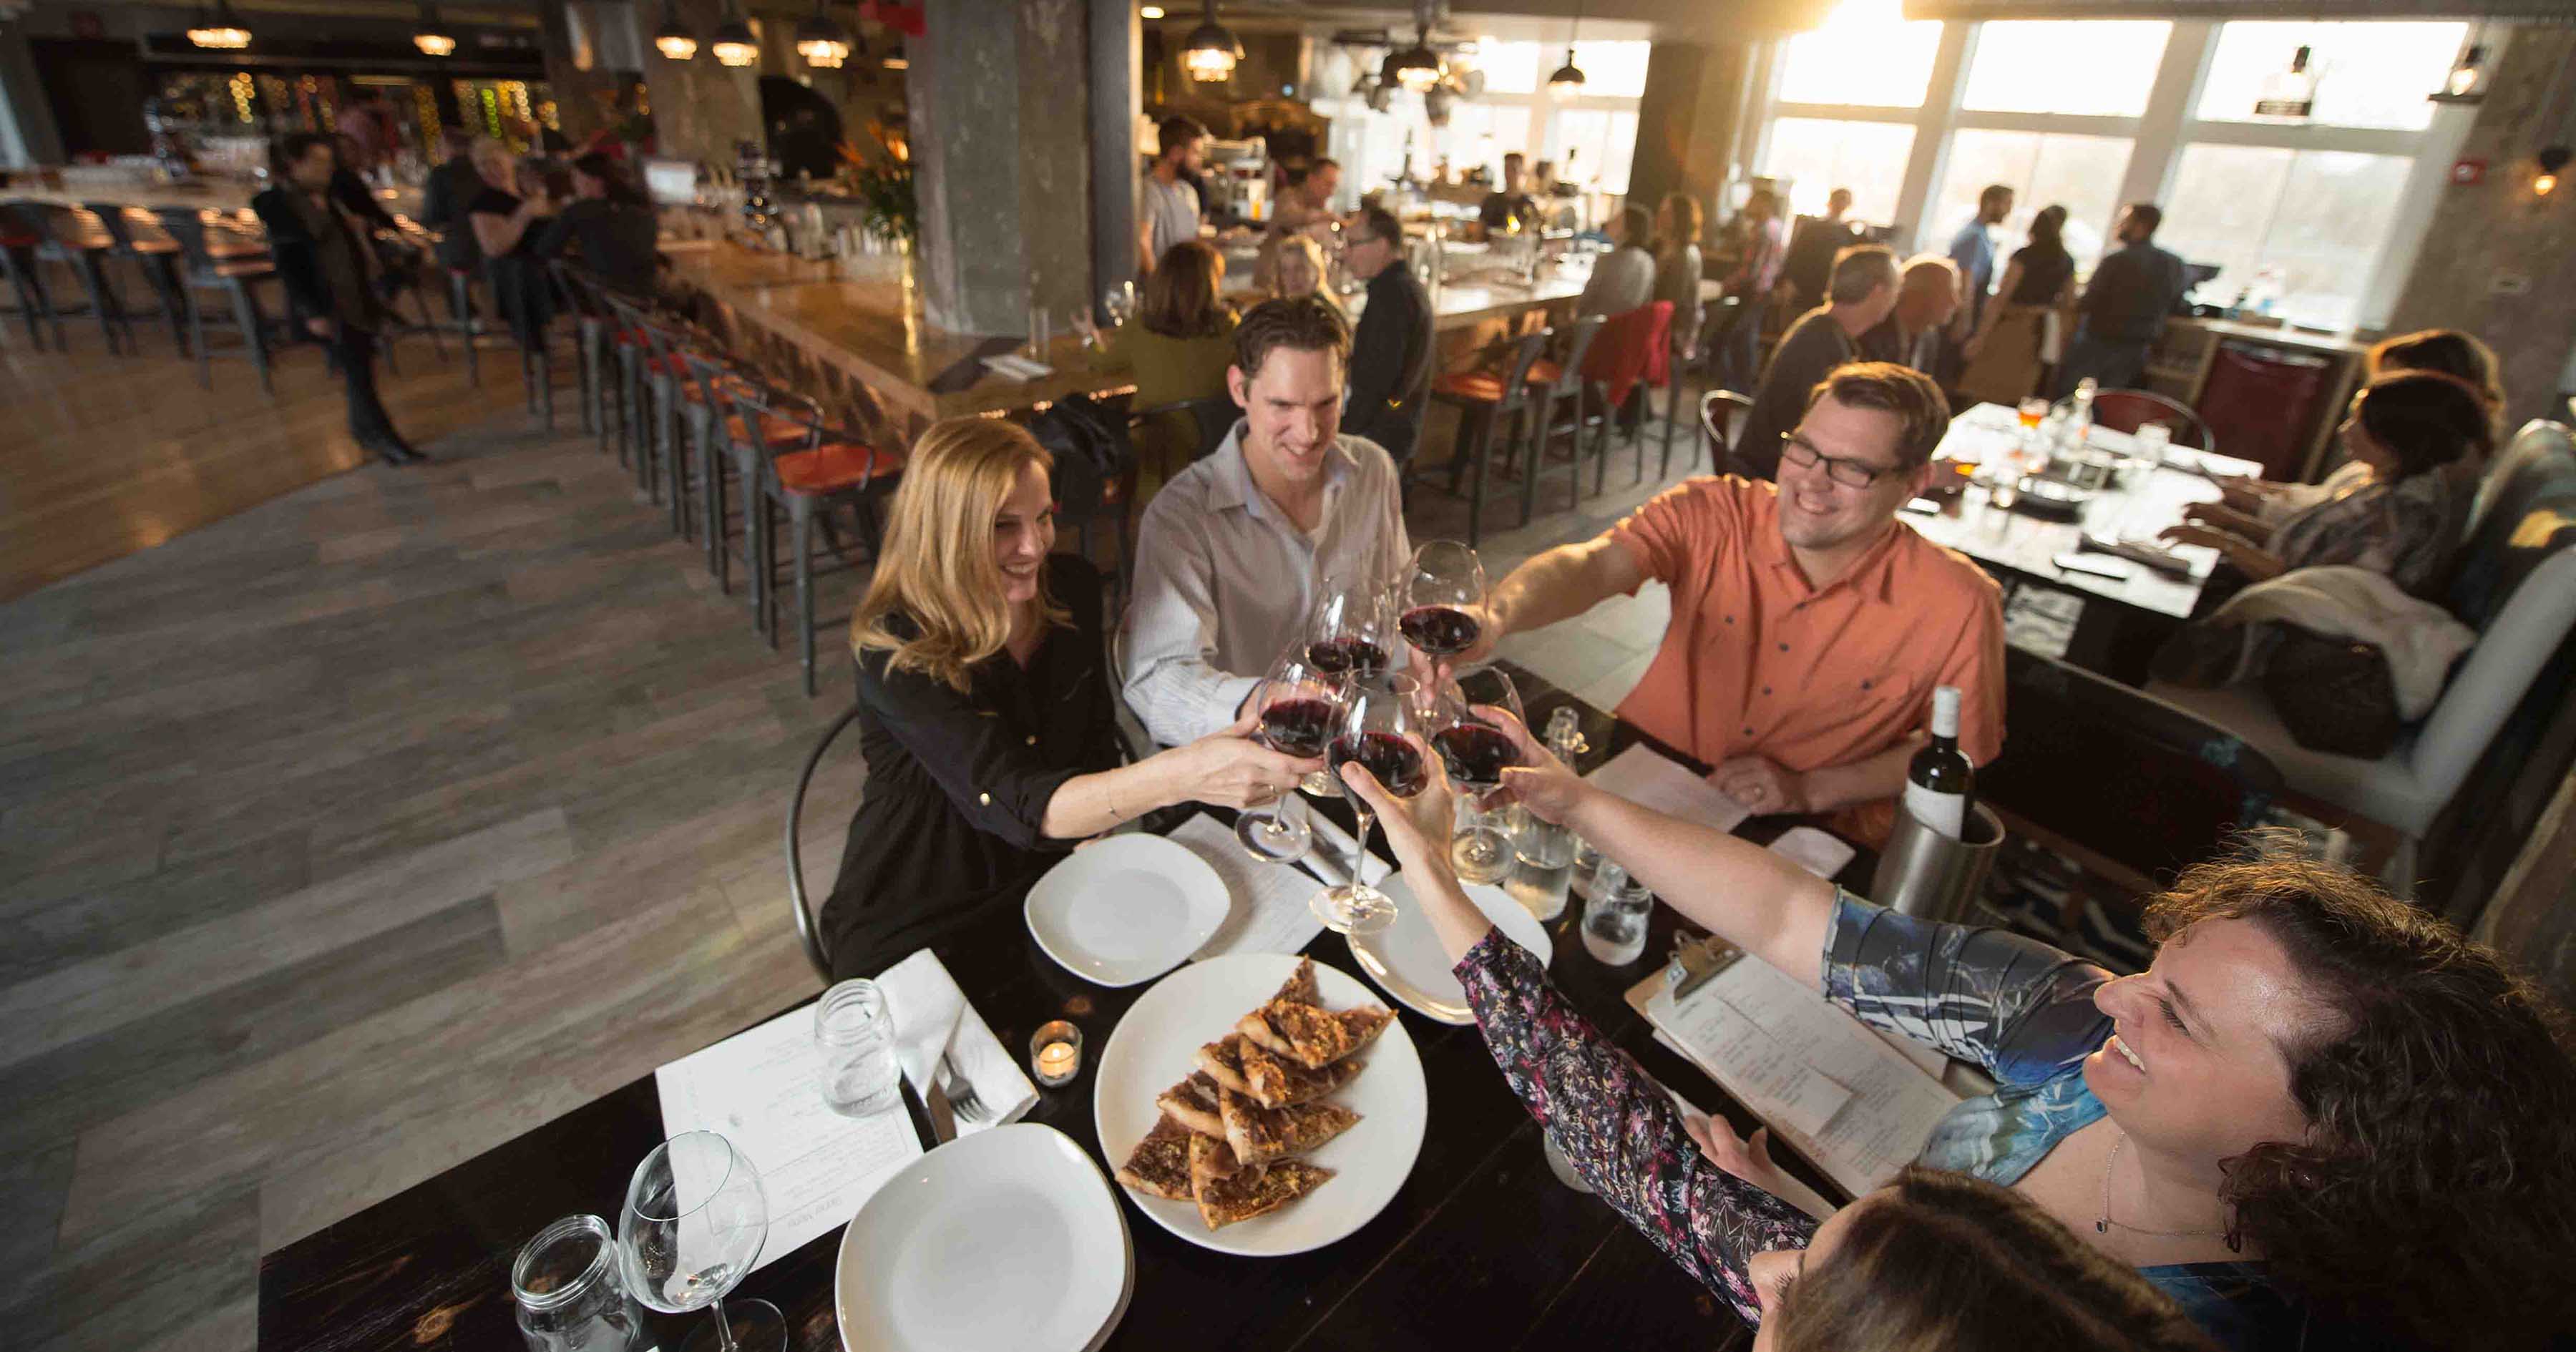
(834, 1122), (1130, 1352)
(1024, 834), (1231, 987)
(1093, 953), (1426, 1256)
(1347, 871), (1553, 1024)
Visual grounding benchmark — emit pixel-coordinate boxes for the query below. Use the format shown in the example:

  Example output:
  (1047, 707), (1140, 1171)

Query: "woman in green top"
(1094, 240), (1239, 505)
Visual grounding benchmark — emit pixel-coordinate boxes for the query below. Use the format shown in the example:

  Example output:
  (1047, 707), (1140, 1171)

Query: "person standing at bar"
(2056, 202), (2187, 396)
(1138, 115), (1208, 277)
(532, 152), (661, 296)
(1339, 205), (1433, 469)
(1734, 245), (1900, 480)
(419, 128), (484, 320)
(1256, 158), (1340, 290)
(1946, 184), (2014, 358)
(251, 133), (424, 466)
(1478, 152), (1540, 235)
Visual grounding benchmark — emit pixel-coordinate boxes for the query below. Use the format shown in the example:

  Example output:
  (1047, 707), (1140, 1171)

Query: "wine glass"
(1430, 667), (1525, 886)
(1235, 649), (1333, 864)
(1312, 670), (1427, 936)
(1102, 280), (1136, 328)
(1301, 572), (1397, 798)
(1397, 541), (1490, 666)
(618, 1132), (781, 1352)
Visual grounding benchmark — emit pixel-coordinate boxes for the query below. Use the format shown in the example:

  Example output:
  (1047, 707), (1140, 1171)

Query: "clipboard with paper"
(1625, 936), (1965, 1199)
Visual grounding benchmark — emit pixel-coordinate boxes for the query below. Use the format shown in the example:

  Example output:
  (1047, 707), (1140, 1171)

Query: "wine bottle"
(1903, 686), (1974, 841)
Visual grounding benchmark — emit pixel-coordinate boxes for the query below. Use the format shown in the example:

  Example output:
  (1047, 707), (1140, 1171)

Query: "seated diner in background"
(1652, 191), (1705, 361)
(1733, 244), (1901, 480)
(1461, 705), (2576, 1351)
(1121, 297), (1412, 748)
(1266, 234), (1337, 313)
(1477, 152), (1541, 238)
(1442, 362), (2002, 847)
(2164, 372), (2491, 597)
(1338, 205), (1435, 469)
(531, 152), (662, 296)
(1089, 239), (1240, 505)
(1576, 203), (1657, 318)
(817, 418), (1318, 981)
(2212, 328), (2506, 529)
(1859, 253), (1961, 378)
(1338, 755), (2223, 1352)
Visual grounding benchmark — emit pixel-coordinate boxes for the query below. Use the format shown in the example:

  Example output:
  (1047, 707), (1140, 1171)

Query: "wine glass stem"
(711, 1299), (737, 1352)
(1351, 807), (1373, 893)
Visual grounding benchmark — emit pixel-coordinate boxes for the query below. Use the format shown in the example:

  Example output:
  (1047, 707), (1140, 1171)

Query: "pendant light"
(1546, 3), (1586, 97)
(710, 0), (761, 68)
(187, 0), (251, 50)
(2536, 146), (2570, 197)
(795, 0), (852, 69)
(653, 0), (698, 61)
(413, 1), (457, 57)
(2430, 25), (2487, 105)
(1181, 0), (1241, 83)
(1385, 26), (1443, 94)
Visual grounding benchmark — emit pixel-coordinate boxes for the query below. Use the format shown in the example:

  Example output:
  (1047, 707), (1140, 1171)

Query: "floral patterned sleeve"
(1455, 929), (1818, 1323)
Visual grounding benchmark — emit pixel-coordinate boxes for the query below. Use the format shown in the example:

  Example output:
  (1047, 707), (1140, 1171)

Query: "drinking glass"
(1301, 572), (1397, 798)
(618, 1132), (781, 1352)
(1430, 667), (1524, 886)
(1102, 280), (1136, 328)
(814, 979), (900, 1117)
(1312, 671), (1427, 936)
(1235, 651), (1333, 864)
(1397, 540), (1489, 663)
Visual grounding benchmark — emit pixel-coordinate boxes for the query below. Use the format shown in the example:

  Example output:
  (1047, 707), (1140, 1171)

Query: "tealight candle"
(1030, 1020), (1083, 1087)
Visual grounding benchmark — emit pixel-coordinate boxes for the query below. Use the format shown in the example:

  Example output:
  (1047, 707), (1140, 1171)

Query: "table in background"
(258, 664), (1871, 1352)
(1915, 401), (2263, 680)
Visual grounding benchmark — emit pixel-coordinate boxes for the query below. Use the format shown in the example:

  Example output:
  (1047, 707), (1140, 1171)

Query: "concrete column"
(2386, 25), (2576, 433)
(538, 1), (635, 144)
(909, 0), (1093, 335)
(1629, 40), (1758, 231)
(0, 22), (64, 167)
(1088, 0), (1141, 319)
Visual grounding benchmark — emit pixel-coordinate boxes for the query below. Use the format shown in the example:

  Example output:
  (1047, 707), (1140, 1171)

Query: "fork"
(937, 1053), (988, 1125)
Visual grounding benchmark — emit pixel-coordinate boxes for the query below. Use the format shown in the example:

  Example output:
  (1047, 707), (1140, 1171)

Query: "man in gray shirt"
(1122, 298), (1412, 745)
(1578, 203), (1658, 318)
(1735, 244), (1900, 480)
(1138, 115), (1208, 275)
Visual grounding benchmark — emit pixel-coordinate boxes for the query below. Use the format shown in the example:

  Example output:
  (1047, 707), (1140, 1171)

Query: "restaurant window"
(1546, 107), (1639, 196)
(2195, 21), (2467, 132)
(1472, 39), (1543, 96)
(1567, 40), (1652, 99)
(1961, 21), (2169, 118)
(1761, 117), (1916, 220)
(1775, 0), (1942, 109)
(1929, 129), (2132, 265)
(2156, 144), (2414, 330)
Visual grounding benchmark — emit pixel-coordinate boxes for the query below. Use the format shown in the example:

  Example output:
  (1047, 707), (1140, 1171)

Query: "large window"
(2195, 21), (2466, 132)
(1931, 130), (2132, 265)
(1763, 117), (1916, 220)
(1961, 21), (2168, 118)
(2157, 146), (2414, 330)
(1546, 108), (1641, 197)
(1314, 36), (1653, 204)
(1775, 0), (1942, 108)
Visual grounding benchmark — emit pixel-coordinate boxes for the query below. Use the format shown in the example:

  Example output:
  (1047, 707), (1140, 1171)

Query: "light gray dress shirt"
(1120, 423), (1412, 747)
(1579, 245), (1657, 318)
(1138, 173), (1202, 265)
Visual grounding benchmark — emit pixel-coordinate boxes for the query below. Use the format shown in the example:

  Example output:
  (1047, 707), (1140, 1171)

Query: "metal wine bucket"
(1870, 801), (2005, 925)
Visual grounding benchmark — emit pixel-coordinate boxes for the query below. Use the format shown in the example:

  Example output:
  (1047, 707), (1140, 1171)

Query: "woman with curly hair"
(1482, 705), (2576, 1352)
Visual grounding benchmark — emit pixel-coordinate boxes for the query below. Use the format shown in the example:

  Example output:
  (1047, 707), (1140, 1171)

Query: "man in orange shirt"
(1458, 362), (2002, 844)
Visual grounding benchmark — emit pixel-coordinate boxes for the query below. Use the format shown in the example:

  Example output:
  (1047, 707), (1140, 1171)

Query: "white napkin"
(982, 353), (1054, 381)
(877, 948), (1039, 1135)
(1767, 826), (1856, 881)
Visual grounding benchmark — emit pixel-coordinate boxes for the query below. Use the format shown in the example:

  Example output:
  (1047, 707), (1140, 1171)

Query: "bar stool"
(547, 262), (610, 438)
(721, 378), (903, 694)
(150, 207), (278, 393)
(1516, 313), (1606, 527)
(1427, 328), (1553, 547)
(681, 345), (835, 597)
(0, 205), (58, 350)
(5, 201), (132, 353)
(85, 203), (190, 353)
(444, 266), (481, 386)
(1591, 301), (1674, 496)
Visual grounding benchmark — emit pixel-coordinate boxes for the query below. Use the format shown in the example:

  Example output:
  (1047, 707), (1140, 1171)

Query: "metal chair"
(1702, 389), (1756, 477)
(721, 377), (903, 694)
(785, 705), (864, 982)
(84, 203), (190, 352)
(2082, 387), (2215, 454)
(150, 206), (278, 393)
(4, 201), (131, 352)
(1516, 313), (1606, 527)
(1428, 328), (1553, 546)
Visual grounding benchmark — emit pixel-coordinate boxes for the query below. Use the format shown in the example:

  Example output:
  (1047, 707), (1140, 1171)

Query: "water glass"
(2133, 421), (2172, 465)
(513, 1215), (644, 1352)
(1580, 863), (1653, 966)
(815, 980), (901, 1117)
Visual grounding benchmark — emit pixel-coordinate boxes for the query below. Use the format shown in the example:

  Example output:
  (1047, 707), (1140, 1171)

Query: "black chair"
(83, 202), (190, 352)
(150, 206), (278, 393)
(4, 201), (131, 352)
(2083, 387), (2215, 454)
(1702, 389), (1755, 477)
(1427, 328), (1553, 547)
(786, 705), (864, 983)
(548, 262), (613, 439)
(1517, 313), (1606, 527)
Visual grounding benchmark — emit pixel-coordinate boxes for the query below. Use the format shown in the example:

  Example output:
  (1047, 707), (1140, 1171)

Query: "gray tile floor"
(0, 403), (1709, 1351)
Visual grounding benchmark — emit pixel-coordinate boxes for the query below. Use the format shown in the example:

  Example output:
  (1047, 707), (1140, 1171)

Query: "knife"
(924, 1071), (959, 1145)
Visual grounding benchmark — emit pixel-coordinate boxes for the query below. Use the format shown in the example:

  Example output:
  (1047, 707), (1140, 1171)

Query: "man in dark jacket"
(2054, 201), (2187, 396)
(418, 127), (485, 282)
(1337, 205), (1433, 466)
(251, 132), (424, 466)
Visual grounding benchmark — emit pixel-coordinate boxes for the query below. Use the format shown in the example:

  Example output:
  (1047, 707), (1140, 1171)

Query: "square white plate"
(1024, 834), (1231, 987)
(1348, 871), (1552, 1024)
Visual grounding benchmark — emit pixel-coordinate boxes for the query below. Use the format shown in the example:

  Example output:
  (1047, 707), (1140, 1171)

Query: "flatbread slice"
(1188, 1128), (1254, 1188)
(1113, 1114), (1197, 1201)
(1252, 1000), (1395, 1070)
(1195, 1157), (1334, 1230)
(1156, 1072), (1226, 1138)
(1196, 1034), (1257, 1098)
(1239, 1037), (1367, 1108)
(1218, 1085), (1360, 1167)
(1269, 956), (1320, 1009)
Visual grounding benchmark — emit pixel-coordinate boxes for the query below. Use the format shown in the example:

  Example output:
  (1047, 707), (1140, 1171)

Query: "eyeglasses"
(1777, 433), (1893, 489)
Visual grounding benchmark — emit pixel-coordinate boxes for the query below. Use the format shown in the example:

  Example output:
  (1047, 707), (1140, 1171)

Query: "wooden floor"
(0, 328), (1712, 1352)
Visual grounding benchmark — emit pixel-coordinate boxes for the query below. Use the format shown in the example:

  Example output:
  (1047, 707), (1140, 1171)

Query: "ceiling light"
(1140, 4), (1165, 16)
(710, 4), (759, 67)
(412, 1), (455, 56)
(187, 0), (250, 49)
(2537, 145), (2571, 197)
(795, 0), (850, 68)
(1181, 0), (1241, 83)
(2431, 32), (2487, 104)
(1385, 33), (1442, 94)
(653, 0), (698, 60)
(1547, 3), (1586, 96)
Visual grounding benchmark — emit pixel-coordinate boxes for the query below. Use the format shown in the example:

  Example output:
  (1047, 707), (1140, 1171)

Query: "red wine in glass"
(1330, 730), (1428, 798)
(1257, 697), (1335, 759)
(1399, 605), (1480, 657)
(1307, 637), (1387, 675)
(1433, 722), (1520, 790)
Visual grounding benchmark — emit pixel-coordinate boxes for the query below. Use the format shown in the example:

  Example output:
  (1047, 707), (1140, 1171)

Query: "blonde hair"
(469, 138), (515, 182)
(850, 418), (1065, 692)
(1272, 235), (1328, 300)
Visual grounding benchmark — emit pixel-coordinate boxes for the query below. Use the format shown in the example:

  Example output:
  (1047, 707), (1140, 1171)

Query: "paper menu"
(1585, 744), (1752, 836)
(1641, 955), (1961, 1198)
(1170, 813), (1329, 960)
(654, 1005), (923, 1275)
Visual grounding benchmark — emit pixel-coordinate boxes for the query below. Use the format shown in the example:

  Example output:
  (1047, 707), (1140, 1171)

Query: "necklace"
(2096, 1134), (2230, 1240)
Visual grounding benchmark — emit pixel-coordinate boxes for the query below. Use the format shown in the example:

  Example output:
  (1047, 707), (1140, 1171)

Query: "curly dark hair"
(2142, 841), (2576, 1348)
(1775, 1167), (2217, 1352)
(2351, 372), (2494, 479)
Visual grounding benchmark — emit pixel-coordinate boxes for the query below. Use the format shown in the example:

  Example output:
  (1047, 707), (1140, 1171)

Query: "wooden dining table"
(257, 662), (1873, 1352)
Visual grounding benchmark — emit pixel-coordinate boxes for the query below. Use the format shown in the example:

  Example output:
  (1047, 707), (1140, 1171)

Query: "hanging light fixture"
(710, 1), (760, 67)
(187, 0), (250, 50)
(2536, 145), (2571, 197)
(1424, 83), (1456, 127)
(795, 0), (851, 69)
(1547, 2), (1586, 96)
(653, 0), (698, 60)
(1385, 27), (1443, 94)
(1140, 5), (1165, 17)
(1181, 0), (1241, 83)
(2431, 26), (2487, 105)
(413, 1), (457, 57)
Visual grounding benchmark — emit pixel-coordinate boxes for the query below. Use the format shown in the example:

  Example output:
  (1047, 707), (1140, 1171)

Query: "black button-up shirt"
(821, 554), (1126, 979)
(1345, 260), (1435, 465)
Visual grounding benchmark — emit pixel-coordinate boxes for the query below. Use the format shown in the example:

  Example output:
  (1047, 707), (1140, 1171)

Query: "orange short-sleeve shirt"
(1609, 476), (2006, 845)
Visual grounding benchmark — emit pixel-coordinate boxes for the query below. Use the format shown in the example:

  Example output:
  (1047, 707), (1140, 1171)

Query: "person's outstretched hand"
(1162, 710), (1322, 810)
(1484, 705), (1584, 823)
